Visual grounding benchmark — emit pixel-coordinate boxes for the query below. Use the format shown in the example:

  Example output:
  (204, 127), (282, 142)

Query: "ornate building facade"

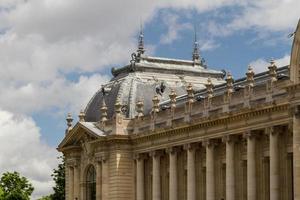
(58, 20), (300, 200)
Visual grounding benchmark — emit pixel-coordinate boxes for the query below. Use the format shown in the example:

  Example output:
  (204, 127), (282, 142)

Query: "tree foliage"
(0, 171), (34, 200)
(50, 156), (65, 200)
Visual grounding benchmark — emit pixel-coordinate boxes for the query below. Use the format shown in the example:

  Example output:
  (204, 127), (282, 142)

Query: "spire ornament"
(192, 30), (200, 63)
(137, 25), (145, 56)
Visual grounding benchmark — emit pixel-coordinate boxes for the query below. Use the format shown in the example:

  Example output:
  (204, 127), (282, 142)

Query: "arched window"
(86, 165), (96, 200)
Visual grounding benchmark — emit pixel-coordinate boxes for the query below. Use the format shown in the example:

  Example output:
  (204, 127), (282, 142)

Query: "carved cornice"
(132, 103), (289, 144)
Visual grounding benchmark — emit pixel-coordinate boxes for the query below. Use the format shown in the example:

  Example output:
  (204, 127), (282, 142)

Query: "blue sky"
(0, 0), (299, 198)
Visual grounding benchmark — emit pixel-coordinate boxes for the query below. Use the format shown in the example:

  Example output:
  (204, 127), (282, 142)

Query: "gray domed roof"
(84, 55), (225, 122)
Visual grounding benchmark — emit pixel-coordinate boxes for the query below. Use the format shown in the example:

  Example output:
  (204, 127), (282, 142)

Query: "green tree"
(50, 156), (65, 200)
(37, 195), (51, 200)
(0, 171), (34, 200)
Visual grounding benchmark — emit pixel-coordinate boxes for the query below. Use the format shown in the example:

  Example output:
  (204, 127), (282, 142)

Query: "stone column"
(96, 161), (102, 200)
(267, 127), (279, 200)
(74, 165), (80, 200)
(223, 136), (235, 200)
(150, 151), (161, 200)
(184, 144), (196, 200)
(69, 167), (74, 200)
(166, 147), (177, 200)
(204, 140), (215, 200)
(293, 107), (300, 200)
(245, 132), (256, 200)
(136, 154), (145, 200)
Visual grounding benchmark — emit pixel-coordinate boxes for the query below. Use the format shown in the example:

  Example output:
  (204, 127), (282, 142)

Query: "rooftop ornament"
(246, 65), (255, 88)
(137, 25), (145, 56)
(66, 113), (73, 134)
(192, 30), (201, 64)
(226, 72), (234, 95)
(100, 99), (108, 124)
(205, 77), (214, 99)
(78, 110), (85, 122)
(268, 59), (277, 83)
(186, 83), (194, 104)
(169, 89), (177, 117)
(115, 98), (122, 114)
(136, 100), (144, 118)
(152, 95), (160, 114)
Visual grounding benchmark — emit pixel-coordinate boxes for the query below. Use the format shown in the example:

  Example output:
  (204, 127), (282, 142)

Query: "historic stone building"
(58, 20), (300, 200)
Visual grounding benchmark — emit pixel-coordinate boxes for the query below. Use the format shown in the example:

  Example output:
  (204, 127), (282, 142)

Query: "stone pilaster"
(74, 165), (80, 200)
(222, 135), (235, 200)
(203, 140), (216, 200)
(68, 167), (74, 200)
(166, 147), (178, 200)
(95, 153), (108, 200)
(96, 161), (102, 200)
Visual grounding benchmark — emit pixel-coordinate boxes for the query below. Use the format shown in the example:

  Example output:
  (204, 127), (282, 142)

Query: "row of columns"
(135, 129), (280, 200)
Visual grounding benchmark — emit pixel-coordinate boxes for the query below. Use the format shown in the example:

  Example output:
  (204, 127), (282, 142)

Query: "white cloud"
(160, 12), (192, 44)
(204, 0), (300, 39)
(0, 73), (109, 115)
(0, 109), (58, 199)
(249, 54), (290, 73)
(200, 39), (220, 51)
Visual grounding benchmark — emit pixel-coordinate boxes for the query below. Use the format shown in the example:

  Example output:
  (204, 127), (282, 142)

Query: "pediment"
(58, 122), (105, 151)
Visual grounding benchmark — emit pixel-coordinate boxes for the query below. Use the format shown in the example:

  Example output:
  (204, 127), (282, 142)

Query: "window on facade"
(86, 165), (96, 200)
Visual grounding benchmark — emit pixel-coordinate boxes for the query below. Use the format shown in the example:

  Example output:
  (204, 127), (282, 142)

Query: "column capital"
(183, 143), (199, 151)
(149, 150), (163, 158)
(222, 135), (237, 144)
(165, 146), (179, 154)
(292, 104), (300, 118)
(133, 153), (147, 160)
(242, 130), (259, 140)
(265, 126), (283, 136)
(202, 139), (218, 148)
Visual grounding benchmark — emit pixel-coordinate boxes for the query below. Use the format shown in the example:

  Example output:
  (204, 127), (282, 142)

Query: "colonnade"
(135, 128), (286, 200)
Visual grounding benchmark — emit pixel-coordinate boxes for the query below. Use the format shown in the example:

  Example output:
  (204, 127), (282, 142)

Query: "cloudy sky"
(0, 0), (299, 198)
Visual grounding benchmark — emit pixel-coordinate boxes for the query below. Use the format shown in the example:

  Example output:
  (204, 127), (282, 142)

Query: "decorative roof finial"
(78, 110), (85, 122)
(192, 26), (200, 63)
(66, 113), (73, 134)
(268, 58), (277, 83)
(137, 24), (145, 56)
(100, 99), (108, 124)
